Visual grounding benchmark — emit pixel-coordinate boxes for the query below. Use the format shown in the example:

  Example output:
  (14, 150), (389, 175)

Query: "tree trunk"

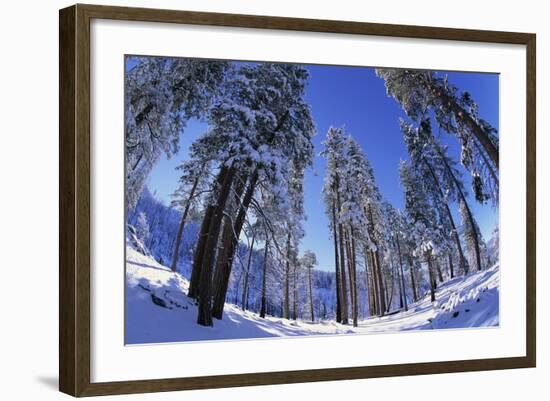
(259, 239), (269, 318)
(448, 253), (455, 279)
(308, 265), (314, 322)
(211, 171), (257, 319)
(196, 166), (236, 326)
(423, 158), (467, 274)
(438, 146), (482, 272)
(395, 236), (408, 311)
(344, 229), (354, 323)
(407, 255), (418, 302)
(331, 201), (342, 323)
(426, 252), (436, 302)
(364, 249), (375, 316)
(338, 223), (349, 324)
(241, 233), (256, 311)
(374, 249), (386, 316)
(335, 176), (349, 324)
(283, 232), (291, 319)
(349, 227), (358, 327)
(387, 258), (396, 312)
(436, 259), (444, 283)
(188, 189), (220, 297)
(292, 262), (298, 321)
(471, 135), (499, 190)
(420, 76), (499, 169)
(170, 173), (201, 272)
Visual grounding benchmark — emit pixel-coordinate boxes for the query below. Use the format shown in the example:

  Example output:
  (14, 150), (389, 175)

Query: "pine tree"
(400, 160), (445, 302)
(376, 68), (498, 205)
(135, 212), (150, 245)
(383, 202), (408, 311)
(321, 127), (349, 323)
(125, 57), (229, 211)
(169, 159), (211, 272)
(300, 250), (318, 323)
(401, 119), (467, 274)
(186, 62), (314, 326)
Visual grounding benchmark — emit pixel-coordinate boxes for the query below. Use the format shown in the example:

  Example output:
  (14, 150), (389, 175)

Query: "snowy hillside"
(126, 246), (499, 344)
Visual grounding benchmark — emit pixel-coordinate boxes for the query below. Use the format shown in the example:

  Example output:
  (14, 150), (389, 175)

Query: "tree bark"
(426, 252), (436, 302)
(387, 258), (396, 312)
(259, 239), (269, 318)
(369, 250), (382, 316)
(344, 229), (354, 323)
(437, 143), (482, 272)
(448, 253), (455, 279)
(241, 232), (256, 311)
(350, 226), (359, 327)
(435, 258), (444, 283)
(331, 200), (342, 323)
(308, 265), (315, 322)
(170, 174), (202, 272)
(292, 262), (298, 320)
(196, 166), (236, 326)
(189, 166), (232, 298)
(338, 223), (349, 324)
(395, 235), (408, 311)
(335, 176), (349, 324)
(407, 255), (418, 302)
(363, 249), (375, 316)
(367, 204), (386, 316)
(283, 232), (291, 319)
(423, 158), (467, 274)
(420, 76), (499, 169)
(211, 171), (257, 319)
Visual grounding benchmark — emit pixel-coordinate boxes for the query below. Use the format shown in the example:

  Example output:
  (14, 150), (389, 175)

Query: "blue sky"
(143, 62), (499, 271)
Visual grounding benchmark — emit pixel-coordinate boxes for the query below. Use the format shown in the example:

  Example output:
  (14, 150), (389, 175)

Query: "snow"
(126, 246), (499, 345)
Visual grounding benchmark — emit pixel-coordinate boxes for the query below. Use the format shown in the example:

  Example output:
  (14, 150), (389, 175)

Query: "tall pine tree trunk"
(283, 232), (291, 319)
(189, 166), (231, 298)
(367, 204), (386, 316)
(370, 250), (383, 316)
(344, 229), (354, 324)
(395, 236), (408, 311)
(331, 201), (342, 323)
(374, 249), (386, 316)
(196, 166), (236, 326)
(349, 227), (358, 327)
(423, 158), (467, 274)
(364, 249), (376, 316)
(439, 147), (482, 272)
(335, 176), (349, 324)
(436, 259), (444, 283)
(448, 253), (455, 279)
(387, 259), (396, 312)
(259, 239), (269, 318)
(407, 255), (418, 302)
(211, 171), (257, 319)
(308, 265), (314, 322)
(426, 251), (436, 302)
(292, 262), (298, 321)
(170, 174), (201, 272)
(419, 76), (499, 168)
(338, 223), (349, 324)
(241, 233), (256, 311)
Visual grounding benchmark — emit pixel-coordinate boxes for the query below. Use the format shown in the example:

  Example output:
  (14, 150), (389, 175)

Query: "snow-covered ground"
(125, 247), (499, 344)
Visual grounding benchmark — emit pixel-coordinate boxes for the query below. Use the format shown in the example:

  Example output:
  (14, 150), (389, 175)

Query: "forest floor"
(125, 246), (499, 345)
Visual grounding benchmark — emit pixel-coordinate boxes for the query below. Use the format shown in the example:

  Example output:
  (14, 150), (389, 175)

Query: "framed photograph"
(59, 4), (536, 397)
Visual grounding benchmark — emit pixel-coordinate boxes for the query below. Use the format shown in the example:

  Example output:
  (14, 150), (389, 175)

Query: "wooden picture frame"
(59, 3), (536, 397)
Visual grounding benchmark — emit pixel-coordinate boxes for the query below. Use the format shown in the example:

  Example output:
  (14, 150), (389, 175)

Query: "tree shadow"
(126, 260), (170, 272)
